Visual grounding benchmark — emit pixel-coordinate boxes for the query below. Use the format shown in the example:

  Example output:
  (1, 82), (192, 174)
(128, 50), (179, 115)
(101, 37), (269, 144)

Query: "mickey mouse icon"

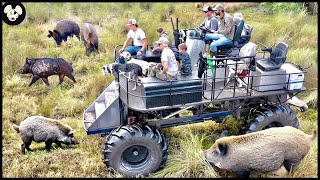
(4, 4), (23, 21)
(1, 1), (26, 25)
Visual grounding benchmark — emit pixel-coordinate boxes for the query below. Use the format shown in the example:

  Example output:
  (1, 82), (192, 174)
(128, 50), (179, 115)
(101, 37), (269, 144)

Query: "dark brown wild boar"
(18, 58), (76, 86)
(80, 23), (99, 56)
(47, 19), (80, 46)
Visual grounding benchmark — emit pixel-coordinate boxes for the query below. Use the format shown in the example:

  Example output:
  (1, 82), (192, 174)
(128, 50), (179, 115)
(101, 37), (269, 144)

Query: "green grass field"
(2, 2), (318, 178)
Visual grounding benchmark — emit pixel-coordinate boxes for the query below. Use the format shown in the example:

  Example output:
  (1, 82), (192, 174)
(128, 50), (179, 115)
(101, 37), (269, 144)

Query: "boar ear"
(26, 58), (32, 65)
(53, 30), (60, 37)
(218, 142), (228, 156)
(48, 30), (53, 38)
(68, 129), (76, 135)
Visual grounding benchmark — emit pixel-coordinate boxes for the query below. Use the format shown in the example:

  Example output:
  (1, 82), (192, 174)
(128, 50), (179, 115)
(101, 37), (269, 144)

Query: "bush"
(260, 2), (307, 14)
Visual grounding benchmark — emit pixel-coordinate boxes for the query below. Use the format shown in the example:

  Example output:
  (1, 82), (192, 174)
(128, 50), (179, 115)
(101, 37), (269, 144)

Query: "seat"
(239, 24), (253, 45)
(143, 46), (180, 63)
(226, 42), (257, 87)
(216, 18), (245, 56)
(256, 42), (289, 71)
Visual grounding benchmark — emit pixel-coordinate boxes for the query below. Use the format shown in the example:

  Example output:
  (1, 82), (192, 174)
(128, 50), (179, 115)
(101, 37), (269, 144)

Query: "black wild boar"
(47, 19), (80, 46)
(203, 126), (317, 178)
(18, 58), (76, 86)
(80, 23), (99, 56)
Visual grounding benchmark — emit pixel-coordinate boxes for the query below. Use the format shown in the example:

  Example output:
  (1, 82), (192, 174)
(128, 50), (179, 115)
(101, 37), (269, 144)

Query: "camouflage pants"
(148, 67), (177, 81)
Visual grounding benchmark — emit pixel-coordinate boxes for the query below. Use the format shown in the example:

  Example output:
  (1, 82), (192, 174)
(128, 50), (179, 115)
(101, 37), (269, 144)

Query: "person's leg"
(209, 37), (233, 54)
(203, 33), (222, 42)
(134, 46), (146, 60)
(155, 71), (168, 81)
(125, 46), (137, 56)
(119, 46), (138, 64)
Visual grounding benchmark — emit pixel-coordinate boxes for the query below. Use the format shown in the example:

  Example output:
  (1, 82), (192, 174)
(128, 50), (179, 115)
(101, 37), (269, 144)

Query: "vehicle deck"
(118, 71), (304, 112)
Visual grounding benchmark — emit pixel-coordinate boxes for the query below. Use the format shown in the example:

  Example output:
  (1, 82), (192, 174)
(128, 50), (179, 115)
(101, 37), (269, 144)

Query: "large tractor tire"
(243, 103), (299, 134)
(102, 124), (168, 177)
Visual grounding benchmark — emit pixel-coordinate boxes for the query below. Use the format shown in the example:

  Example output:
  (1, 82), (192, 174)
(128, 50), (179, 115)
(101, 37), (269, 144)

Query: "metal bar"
(148, 111), (232, 128)
(169, 80), (173, 106)
(87, 128), (115, 135)
(163, 106), (194, 119)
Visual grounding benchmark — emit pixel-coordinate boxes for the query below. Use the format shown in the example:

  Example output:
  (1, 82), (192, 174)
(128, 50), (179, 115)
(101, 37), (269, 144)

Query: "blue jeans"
(203, 34), (233, 53)
(118, 46), (146, 64)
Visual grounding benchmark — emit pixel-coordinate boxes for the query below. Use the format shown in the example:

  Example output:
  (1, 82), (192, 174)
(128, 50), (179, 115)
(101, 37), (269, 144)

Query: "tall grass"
(2, 2), (317, 178)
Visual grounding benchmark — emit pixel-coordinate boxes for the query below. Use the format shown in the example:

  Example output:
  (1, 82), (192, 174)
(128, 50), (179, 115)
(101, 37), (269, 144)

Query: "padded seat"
(143, 51), (161, 63)
(256, 42), (289, 71)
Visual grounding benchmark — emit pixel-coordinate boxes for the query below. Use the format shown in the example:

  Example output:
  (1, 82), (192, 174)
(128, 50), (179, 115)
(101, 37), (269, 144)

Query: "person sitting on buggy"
(152, 27), (172, 55)
(118, 19), (147, 64)
(156, 27), (172, 47)
(152, 27), (180, 63)
(202, 4), (235, 59)
(148, 37), (179, 81)
(178, 43), (192, 75)
(198, 5), (219, 33)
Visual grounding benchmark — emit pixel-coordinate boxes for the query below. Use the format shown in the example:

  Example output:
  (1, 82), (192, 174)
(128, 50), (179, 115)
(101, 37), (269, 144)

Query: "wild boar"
(80, 23), (99, 56)
(203, 126), (317, 178)
(12, 116), (80, 154)
(18, 57), (76, 86)
(47, 19), (80, 46)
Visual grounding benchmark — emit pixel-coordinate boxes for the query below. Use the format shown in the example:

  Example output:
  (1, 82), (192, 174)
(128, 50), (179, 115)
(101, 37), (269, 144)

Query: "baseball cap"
(127, 19), (137, 25)
(214, 4), (224, 11)
(203, 6), (213, 12)
(155, 37), (170, 46)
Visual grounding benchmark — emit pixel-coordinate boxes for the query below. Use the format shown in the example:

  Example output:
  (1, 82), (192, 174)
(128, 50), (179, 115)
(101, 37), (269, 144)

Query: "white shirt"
(161, 47), (178, 76)
(127, 28), (146, 46)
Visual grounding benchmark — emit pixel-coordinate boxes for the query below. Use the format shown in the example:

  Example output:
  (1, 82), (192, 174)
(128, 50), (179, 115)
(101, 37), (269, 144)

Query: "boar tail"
(12, 124), (20, 133)
(309, 129), (317, 141)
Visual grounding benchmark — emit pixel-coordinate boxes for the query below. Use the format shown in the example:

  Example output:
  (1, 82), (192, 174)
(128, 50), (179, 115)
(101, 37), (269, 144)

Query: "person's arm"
(162, 61), (169, 74)
(119, 37), (131, 53)
(137, 38), (147, 56)
(210, 18), (219, 31)
(199, 20), (205, 27)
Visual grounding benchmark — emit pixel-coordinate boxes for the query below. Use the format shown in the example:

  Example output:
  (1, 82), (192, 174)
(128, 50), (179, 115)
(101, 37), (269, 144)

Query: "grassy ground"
(2, 2), (318, 178)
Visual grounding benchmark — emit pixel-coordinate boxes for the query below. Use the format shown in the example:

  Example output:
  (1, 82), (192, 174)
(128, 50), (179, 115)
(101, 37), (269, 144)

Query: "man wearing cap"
(203, 3), (235, 58)
(198, 6), (218, 32)
(149, 37), (178, 81)
(118, 18), (147, 63)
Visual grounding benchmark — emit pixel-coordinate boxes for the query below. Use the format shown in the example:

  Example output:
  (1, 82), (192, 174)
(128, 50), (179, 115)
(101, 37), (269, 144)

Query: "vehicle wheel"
(102, 124), (168, 177)
(242, 103), (299, 134)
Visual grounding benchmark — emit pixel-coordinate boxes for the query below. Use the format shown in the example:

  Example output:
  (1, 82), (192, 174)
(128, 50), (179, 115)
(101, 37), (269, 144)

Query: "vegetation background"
(2, 2), (318, 178)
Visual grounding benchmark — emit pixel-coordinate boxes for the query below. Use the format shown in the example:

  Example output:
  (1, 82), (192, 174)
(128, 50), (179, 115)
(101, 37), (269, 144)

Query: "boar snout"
(71, 137), (80, 145)
(60, 136), (79, 145)
(18, 68), (28, 74)
(18, 68), (24, 73)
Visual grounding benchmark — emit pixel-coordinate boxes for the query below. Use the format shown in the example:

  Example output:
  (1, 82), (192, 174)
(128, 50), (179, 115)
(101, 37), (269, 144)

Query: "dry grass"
(2, 2), (317, 178)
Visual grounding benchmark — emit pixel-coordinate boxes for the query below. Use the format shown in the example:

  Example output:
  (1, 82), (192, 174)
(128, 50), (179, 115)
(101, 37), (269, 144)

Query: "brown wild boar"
(80, 23), (99, 56)
(12, 116), (79, 154)
(47, 19), (80, 46)
(18, 57), (76, 86)
(203, 126), (317, 178)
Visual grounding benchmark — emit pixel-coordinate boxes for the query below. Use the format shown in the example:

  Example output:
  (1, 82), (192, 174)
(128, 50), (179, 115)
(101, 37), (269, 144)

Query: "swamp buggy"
(82, 18), (308, 177)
